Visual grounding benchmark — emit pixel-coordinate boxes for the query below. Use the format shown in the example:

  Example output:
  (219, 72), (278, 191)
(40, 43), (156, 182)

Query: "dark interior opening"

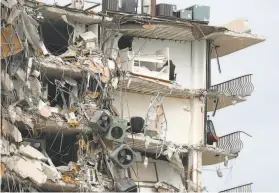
(118, 35), (133, 51)
(41, 19), (74, 56)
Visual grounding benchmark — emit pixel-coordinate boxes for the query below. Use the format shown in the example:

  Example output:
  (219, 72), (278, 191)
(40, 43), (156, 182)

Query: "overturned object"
(89, 110), (112, 133)
(109, 144), (136, 169)
(115, 178), (137, 192)
(105, 117), (128, 143)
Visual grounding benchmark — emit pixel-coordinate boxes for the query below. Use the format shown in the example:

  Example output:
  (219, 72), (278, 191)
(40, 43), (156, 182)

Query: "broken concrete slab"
(41, 162), (61, 182)
(13, 79), (25, 101)
(29, 77), (42, 98)
(15, 68), (26, 82)
(7, 155), (47, 185)
(7, 6), (22, 24)
(38, 100), (52, 118)
(80, 31), (96, 41)
(1, 0), (18, 8)
(1, 71), (14, 91)
(3, 119), (23, 142)
(1, 138), (11, 156)
(19, 144), (47, 161)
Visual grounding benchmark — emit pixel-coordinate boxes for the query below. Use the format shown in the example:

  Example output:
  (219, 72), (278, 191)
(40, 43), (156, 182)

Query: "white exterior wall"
(132, 38), (192, 88)
(114, 39), (207, 147)
(113, 92), (191, 145)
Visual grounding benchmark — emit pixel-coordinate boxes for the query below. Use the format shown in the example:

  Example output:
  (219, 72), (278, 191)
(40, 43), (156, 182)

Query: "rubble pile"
(1, 0), (187, 192)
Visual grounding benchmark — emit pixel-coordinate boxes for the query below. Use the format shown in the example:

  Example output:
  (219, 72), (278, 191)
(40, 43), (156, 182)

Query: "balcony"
(219, 183), (253, 193)
(203, 120), (251, 166)
(217, 131), (252, 154)
(207, 74), (254, 112)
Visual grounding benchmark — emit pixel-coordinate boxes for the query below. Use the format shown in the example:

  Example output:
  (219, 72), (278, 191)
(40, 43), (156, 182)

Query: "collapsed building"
(0, 0), (265, 192)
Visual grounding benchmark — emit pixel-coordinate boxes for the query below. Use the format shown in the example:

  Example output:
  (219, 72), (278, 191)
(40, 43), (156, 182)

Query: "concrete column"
(188, 40), (206, 192)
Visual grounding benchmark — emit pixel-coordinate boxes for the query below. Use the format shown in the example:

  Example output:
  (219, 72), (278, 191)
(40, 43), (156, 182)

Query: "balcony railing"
(210, 74), (254, 97)
(217, 131), (252, 154)
(219, 183), (253, 193)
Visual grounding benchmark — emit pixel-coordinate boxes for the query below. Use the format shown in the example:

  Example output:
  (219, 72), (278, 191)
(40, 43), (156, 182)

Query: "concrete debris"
(6, 155), (47, 185)
(38, 100), (52, 118)
(13, 80), (25, 101)
(41, 162), (61, 182)
(31, 70), (40, 78)
(1, 138), (11, 156)
(1, 0), (18, 8)
(19, 144), (47, 161)
(1, 71), (14, 91)
(29, 77), (42, 98)
(7, 6), (22, 24)
(20, 11), (48, 55)
(80, 31), (96, 41)
(3, 119), (22, 142)
(15, 68), (26, 82)
(0, 1), (203, 192)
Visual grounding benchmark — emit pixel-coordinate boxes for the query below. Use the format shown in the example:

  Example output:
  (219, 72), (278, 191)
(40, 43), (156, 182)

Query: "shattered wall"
(1, 1), (189, 192)
(132, 38), (192, 88)
(113, 92), (192, 145)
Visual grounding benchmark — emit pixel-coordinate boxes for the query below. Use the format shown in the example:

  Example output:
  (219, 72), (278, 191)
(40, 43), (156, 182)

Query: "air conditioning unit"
(89, 110), (112, 133)
(121, 0), (138, 13)
(109, 144), (136, 169)
(185, 5), (210, 23)
(105, 117), (128, 143)
(156, 3), (176, 17)
(102, 0), (119, 12)
(175, 9), (192, 20)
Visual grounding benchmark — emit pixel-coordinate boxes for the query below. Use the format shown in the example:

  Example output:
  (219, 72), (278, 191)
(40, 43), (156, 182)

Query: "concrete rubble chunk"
(38, 100), (52, 118)
(80, 31), (96, 41)
(41, 162), (61, 182)
(8, 104), (17, 123)
(1, 138), (10, 156)
(3, 119), (23, 142)
(19, 144), (47, 161)
(15, 68), (26, 82)
(1, 0), (18, 8)
(29, 77), (42, 98)
(13, 80), (25, 101)
(7, 155), (47, 185)
(1, 71), (14, 91)
(32, 70), (40, 78)
(7, 6), (22, 24)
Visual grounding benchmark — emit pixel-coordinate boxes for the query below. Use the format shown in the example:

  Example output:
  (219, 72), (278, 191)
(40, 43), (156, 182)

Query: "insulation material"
(0, 24), (23, 58)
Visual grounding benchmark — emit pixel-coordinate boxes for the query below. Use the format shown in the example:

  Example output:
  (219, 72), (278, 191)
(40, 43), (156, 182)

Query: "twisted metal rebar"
(217, 131), (252, 154)
(219, 183), (253, 193)
(210, 74), (254, 97)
